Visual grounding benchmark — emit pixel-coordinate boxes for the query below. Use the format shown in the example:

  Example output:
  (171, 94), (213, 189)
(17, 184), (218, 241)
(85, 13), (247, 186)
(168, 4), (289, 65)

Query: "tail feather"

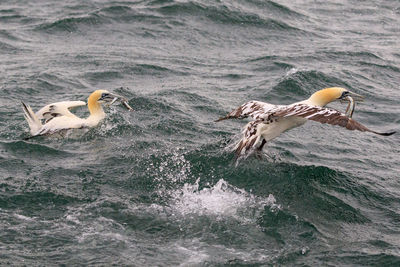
(21, 101), (42, 135)
(234, 135), (261, 159)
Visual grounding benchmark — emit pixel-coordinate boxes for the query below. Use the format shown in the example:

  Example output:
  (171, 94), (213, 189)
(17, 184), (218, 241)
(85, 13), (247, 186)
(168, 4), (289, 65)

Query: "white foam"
(14, 213), (35, 221)
(175, 242), (209, 266)
(65, 214), (81, 225)
(170, 238), (274, 266)
(169, 178), (279, 222)
(153, 148), (192, 185)
(285, 67), (298, 76)
(75, 216), (128, 244)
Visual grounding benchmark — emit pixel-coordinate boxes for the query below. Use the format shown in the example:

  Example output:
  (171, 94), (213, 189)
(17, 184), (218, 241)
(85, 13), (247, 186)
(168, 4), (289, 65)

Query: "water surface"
(0, 0), (399, 265)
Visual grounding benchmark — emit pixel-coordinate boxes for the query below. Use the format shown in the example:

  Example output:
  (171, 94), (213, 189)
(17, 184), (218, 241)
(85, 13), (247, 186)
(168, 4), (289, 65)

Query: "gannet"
(216, 87), (395, 158)
(22, 90), (133, 138)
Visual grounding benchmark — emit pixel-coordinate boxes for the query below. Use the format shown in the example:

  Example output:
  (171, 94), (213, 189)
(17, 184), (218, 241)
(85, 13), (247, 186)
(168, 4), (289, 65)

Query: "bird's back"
(36, 101), (86, 120)
(33, 115), (87, 136)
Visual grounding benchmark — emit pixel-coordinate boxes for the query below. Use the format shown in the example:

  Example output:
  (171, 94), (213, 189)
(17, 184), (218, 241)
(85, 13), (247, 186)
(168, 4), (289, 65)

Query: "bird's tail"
(234, 134), (261, 159)
(21, 102), (41, 135)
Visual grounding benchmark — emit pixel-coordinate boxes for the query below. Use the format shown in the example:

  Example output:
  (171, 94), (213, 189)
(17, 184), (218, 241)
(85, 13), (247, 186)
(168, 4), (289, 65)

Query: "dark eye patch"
(341, 91), (350, 98)
(101, 93), (109, 98)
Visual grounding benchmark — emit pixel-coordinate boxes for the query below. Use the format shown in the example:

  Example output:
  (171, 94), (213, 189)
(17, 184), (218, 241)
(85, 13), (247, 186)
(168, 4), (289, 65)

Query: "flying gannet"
(22, 90), (133, 138)
(216, 87), (395, 158)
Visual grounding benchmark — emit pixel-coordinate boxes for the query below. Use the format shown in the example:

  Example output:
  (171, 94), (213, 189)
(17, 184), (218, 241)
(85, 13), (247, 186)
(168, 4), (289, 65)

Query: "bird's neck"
(304, 92), (332, 107)
(303, 88), (343, 107)
(87, 99), (105, 126)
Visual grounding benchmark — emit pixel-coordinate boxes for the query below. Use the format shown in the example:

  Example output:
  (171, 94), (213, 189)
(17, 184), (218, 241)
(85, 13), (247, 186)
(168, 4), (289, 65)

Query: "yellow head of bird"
(86, 90), (113, 114)
(88, 90), (112, 104)
(87, 89), (133, 113)
(308, 87), (347, 106)
(308, 87), (364, 107)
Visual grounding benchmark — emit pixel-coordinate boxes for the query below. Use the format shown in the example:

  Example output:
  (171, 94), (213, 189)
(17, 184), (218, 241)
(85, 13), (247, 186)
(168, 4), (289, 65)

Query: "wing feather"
(36, 101), (86, 122)
(216, 101), (278, 122)
(217, 102), (395, 160)
(274, 104), (395, 136)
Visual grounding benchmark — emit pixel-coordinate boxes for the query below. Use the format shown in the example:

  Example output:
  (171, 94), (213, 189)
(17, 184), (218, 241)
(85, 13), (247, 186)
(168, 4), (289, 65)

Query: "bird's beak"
(106, 93), (133, 111)
(348, 91), (365, 102)
(339, 91), (365, 104)
(339, 92), (364, 118)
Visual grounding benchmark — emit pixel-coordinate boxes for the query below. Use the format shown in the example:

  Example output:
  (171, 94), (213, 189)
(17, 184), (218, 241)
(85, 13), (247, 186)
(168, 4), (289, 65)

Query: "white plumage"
(22, 90), (132, 138)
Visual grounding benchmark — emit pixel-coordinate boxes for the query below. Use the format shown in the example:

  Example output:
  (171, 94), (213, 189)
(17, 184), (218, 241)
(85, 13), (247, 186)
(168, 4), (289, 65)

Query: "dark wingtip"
(23, 133), (41, 141)
(378, 131), (396, 136)
(21, 101), (27, 110)
(215, 115), (234, 122)
(372, 130), (396, 136)
(23, 135), (34, 141)
(21, 101), (34, 120)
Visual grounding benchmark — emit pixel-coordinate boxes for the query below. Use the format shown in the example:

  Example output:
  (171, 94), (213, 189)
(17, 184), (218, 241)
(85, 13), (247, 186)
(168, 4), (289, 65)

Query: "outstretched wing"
(216, 101), (279, 122)
(35, 101), (86, 123)
(219, 101), (395, 160)
(274, 104), (395, 136)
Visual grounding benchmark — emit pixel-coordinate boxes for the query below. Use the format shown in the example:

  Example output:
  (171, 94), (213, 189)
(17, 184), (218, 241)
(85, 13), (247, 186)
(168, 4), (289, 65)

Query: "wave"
(122, 63), (190, 77)
(268, 70), (349, 102)
(0, 12), (39, 26)
(0, 191), (79, 212)
(245, 0), (305, 17)
(0, 140), (73, 157)
(32, 1), (309, 38)
(0, 29), (24, 42)
(156, 1), (302, 31)
(81, 63), (188, 84)
(358, 61), (400, 73)
(184, 149), (372, 224)
(35, 4), (163, 34)
(0, 40), (24, 53)
(98, 5), (164, 24)
(323, 50), (383, 61)
(36, 13), (106, 33)
(319, 251), (400, 266)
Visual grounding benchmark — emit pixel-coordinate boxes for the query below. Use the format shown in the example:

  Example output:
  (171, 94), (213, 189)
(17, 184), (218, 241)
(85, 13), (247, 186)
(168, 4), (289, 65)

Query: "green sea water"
(0, 0), (399, 265)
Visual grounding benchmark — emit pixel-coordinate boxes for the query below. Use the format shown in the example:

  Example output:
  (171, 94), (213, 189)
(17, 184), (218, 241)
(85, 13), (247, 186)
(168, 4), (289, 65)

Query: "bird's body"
(217, 87), (395, 158)
(256, 113), (306, 140)
(22, 90), (132, 138)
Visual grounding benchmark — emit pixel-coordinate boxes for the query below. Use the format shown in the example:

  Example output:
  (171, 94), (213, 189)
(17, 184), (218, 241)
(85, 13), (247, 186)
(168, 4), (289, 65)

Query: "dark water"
(1, 0), (399, 265)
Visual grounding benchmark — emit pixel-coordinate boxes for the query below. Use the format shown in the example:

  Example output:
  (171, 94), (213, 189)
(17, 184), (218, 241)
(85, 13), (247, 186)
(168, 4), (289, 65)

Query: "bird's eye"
(340, 91), (350, 98)
(101, 93), (109, 98)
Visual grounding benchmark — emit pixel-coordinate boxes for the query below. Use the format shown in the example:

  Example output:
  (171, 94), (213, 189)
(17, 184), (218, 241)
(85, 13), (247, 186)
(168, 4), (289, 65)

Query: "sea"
(0, 0), (399, 266)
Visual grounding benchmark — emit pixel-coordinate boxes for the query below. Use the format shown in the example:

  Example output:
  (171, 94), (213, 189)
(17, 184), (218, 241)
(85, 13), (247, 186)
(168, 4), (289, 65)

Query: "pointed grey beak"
(339, 91), (365, 104)
(348, 91), (365, 102)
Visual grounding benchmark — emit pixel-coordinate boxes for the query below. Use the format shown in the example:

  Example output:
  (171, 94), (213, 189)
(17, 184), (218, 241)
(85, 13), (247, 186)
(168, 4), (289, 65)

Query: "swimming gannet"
(216, 87), (395, 158)
(22, 90), (133, 138)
